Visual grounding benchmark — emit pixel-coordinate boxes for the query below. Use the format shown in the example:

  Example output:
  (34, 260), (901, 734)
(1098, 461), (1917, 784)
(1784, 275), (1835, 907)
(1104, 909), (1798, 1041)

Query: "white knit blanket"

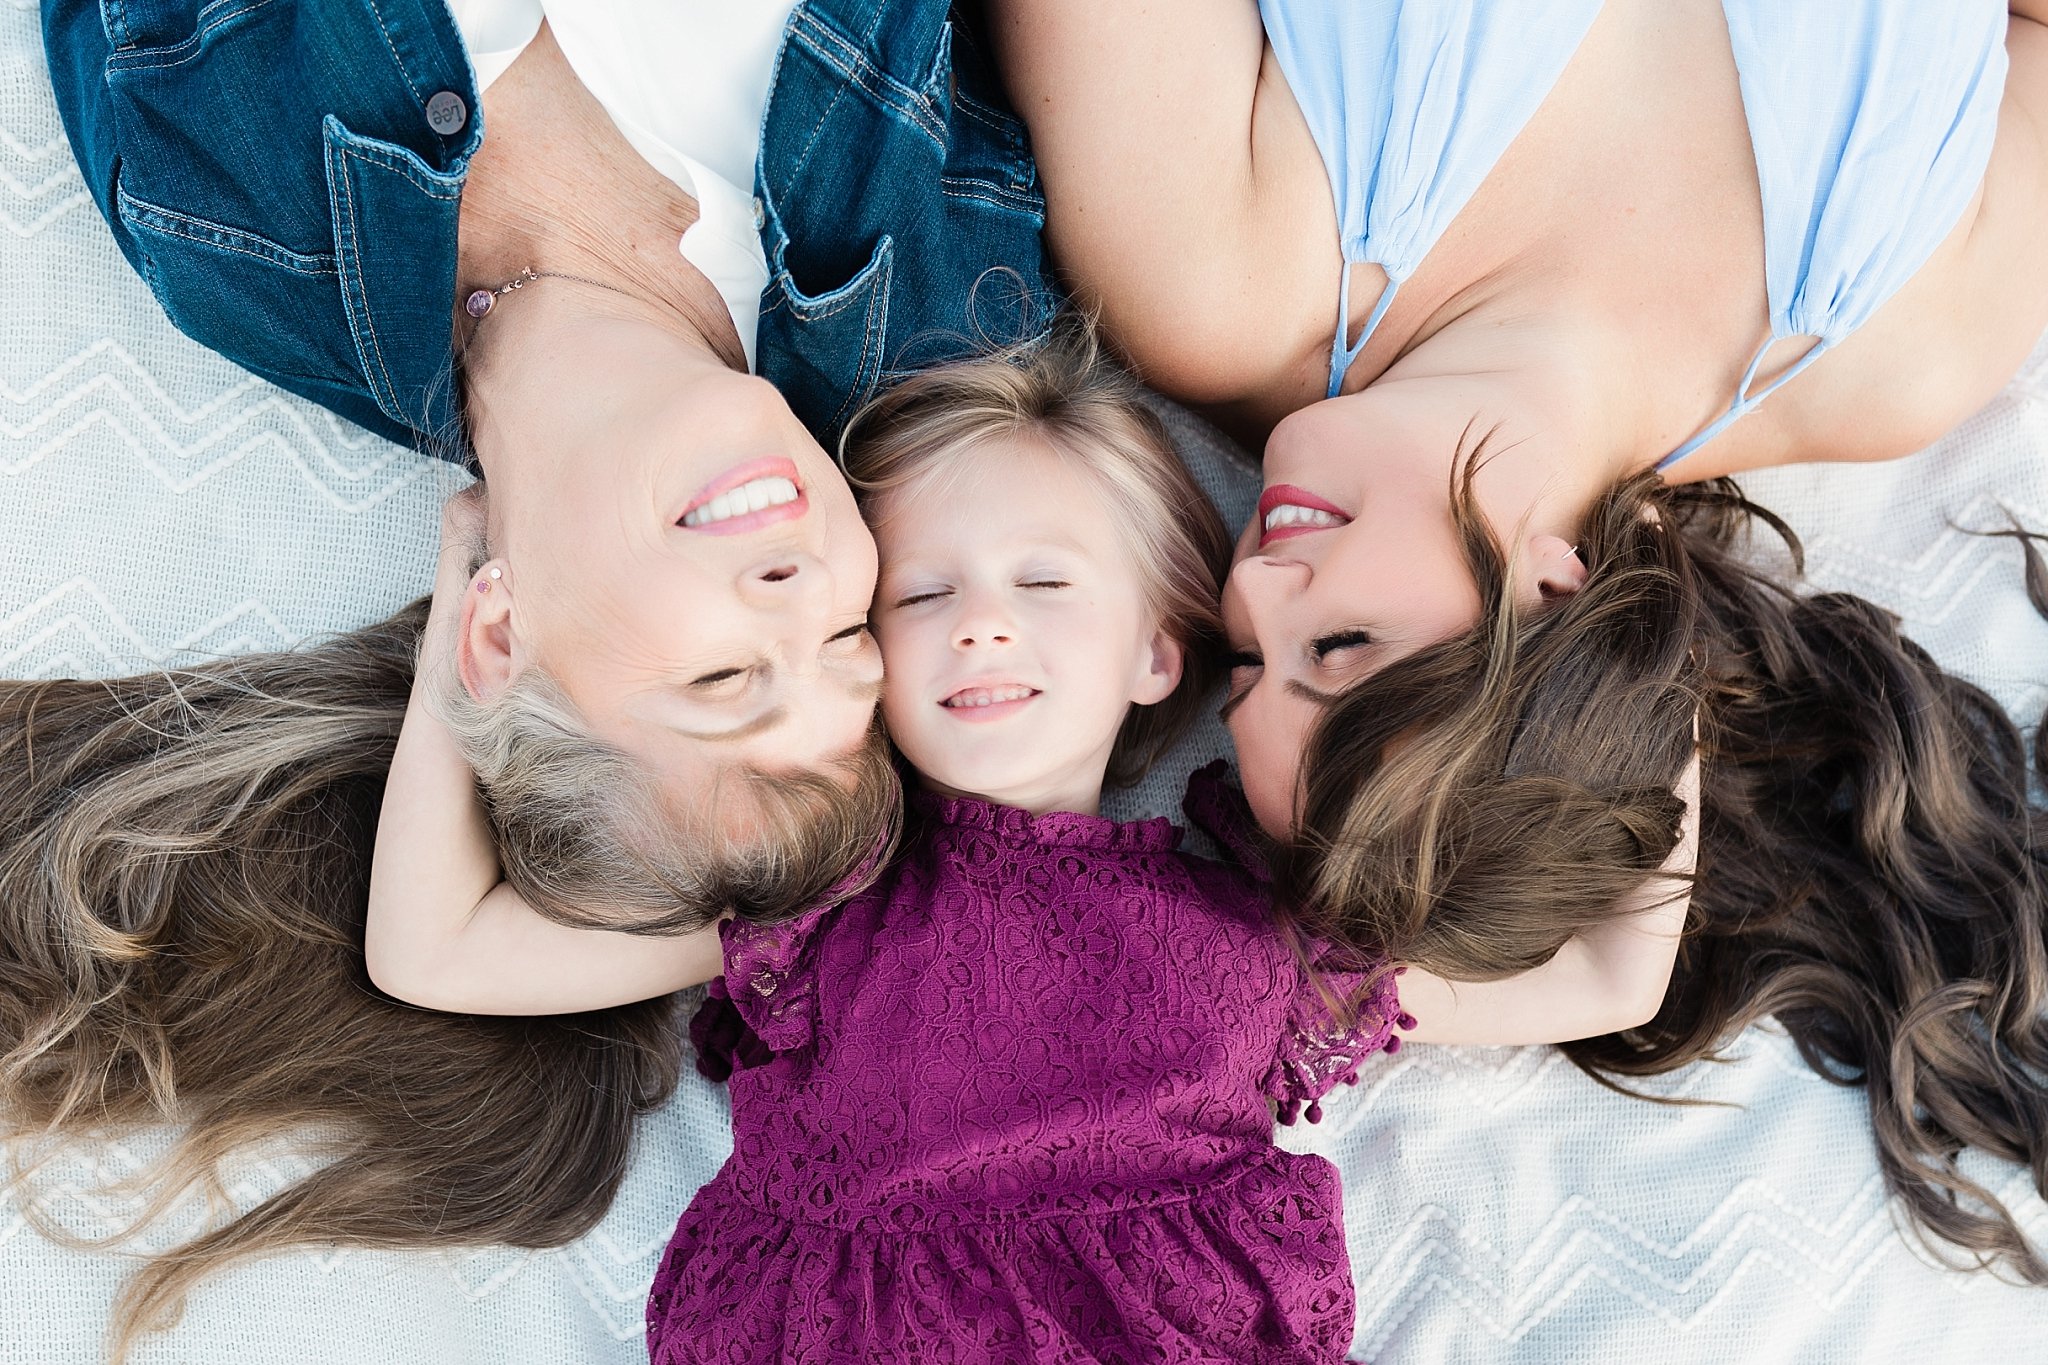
(5, 7), (2046, 1360)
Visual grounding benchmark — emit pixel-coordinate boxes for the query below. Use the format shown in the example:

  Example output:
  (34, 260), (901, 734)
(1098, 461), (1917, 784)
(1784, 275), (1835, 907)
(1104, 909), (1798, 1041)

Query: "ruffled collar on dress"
(909, 789), (1183, 854)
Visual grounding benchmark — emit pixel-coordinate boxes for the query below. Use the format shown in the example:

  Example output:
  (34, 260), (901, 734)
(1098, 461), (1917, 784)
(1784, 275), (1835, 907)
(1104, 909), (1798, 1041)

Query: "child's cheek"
(873, 618), (942, 756)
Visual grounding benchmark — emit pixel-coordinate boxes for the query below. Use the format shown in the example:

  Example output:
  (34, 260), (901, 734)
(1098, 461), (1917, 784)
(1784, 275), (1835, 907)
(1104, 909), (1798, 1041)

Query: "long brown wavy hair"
(1283, 464), (2048, 1282)
(0, 601), (897, 1356)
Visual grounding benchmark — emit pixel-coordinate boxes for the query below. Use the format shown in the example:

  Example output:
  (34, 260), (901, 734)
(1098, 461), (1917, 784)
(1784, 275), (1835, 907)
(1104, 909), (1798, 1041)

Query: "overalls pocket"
(96, 0), (361, 377)
(758, 232), (897, 444)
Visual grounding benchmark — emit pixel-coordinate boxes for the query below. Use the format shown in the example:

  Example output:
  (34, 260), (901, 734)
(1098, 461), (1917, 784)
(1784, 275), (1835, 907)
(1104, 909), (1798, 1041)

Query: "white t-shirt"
(450, 0), (801, 371)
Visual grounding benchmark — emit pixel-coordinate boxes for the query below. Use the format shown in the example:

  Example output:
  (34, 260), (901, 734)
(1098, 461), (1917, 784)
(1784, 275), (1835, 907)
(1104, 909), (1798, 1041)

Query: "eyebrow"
(677, 706), (789, 743)
(673, 672), (883, 743)
(1287, 680), (1341, 709)
(1216, 677), (1341, 724)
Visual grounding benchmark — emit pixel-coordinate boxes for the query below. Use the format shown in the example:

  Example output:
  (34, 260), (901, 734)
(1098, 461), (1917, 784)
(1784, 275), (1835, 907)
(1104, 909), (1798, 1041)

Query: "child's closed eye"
(1020, 579), (1071, 590)
(893, 588), (952, 608)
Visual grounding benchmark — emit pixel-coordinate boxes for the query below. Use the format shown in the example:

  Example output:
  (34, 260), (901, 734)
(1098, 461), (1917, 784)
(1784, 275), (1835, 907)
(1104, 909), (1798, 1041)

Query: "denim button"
(425, 90), (468, 136)
(752, 196), (765, 230)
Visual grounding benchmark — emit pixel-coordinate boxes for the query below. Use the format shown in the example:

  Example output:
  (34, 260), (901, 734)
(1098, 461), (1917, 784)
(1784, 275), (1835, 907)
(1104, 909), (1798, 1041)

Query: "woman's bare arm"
(364, 490), (723, 1016)
(985, 0), (1335, 407)
(1398, 750), (1702, 1047)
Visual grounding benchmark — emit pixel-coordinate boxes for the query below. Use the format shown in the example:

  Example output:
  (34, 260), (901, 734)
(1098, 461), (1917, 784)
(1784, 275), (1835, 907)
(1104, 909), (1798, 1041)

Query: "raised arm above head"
(365, 489), (726, 1016)
(1396, 747), (1700, 1046)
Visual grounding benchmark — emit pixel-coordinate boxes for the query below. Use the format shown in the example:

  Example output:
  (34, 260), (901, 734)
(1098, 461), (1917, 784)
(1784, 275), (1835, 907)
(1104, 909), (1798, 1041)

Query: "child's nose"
(953, 596), (1018, 649)
(955, 622), (1016, 648)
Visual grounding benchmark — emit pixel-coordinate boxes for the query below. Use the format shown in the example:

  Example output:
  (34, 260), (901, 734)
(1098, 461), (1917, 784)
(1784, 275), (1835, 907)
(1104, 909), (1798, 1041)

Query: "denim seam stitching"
(788, 31), (892, 121)
(116, 189), (336, 274)
(103, 0), (276, 70)
(332, 140), (461, 201)
(826, 257), (888, 433)
(770, 24), (856, 203)
(330, 146), (404, 422)
(949, 75), (1036, 195)
(771, 270), (866, 323)
(937, 174), (1040, 203)
(938, 180), (1042, 216)
(790, 22), (944, 151)
(952, 90), (1019, 140)
(852, 0), (889, 49)
(196, 0), (252, 25)
(359, 0), (431, 109)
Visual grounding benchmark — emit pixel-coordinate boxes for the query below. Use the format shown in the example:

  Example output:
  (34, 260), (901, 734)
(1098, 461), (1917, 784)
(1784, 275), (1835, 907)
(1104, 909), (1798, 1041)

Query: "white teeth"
(682, 476), (801, 527)
(1263, 504), (1346, 532)
(942, 685), (1037, 709)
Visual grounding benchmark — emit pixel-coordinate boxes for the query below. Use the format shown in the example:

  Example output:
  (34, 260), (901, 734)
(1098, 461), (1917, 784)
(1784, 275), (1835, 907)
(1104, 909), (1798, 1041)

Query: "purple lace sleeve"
(1264, 952), (1416, 1126)
(1181, 760), (1272, 882)
(688, 978), (774, 1083)
(1182, 763), (1416, 1122)
(714, 902), (837, 1055)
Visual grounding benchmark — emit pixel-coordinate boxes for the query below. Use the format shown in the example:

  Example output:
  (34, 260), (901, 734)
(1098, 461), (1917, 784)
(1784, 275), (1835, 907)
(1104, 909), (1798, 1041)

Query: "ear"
(1530, 533), (1589, 601)
(1129, 628), (1185, 708)
(456, 559), (522, 702)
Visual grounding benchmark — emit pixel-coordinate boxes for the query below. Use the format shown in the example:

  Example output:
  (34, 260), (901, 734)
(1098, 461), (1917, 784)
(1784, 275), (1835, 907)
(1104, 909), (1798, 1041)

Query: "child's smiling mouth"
(939, 683), (1042, 718)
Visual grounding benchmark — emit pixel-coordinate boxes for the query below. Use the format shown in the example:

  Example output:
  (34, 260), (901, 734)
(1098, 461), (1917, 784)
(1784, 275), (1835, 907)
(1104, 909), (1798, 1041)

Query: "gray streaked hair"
(0, 593), (898, 1359)
(432, 659), (899, 934)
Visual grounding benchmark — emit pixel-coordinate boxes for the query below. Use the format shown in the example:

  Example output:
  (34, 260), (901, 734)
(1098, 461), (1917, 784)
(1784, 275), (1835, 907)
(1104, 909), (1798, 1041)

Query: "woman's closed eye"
(825, 621), (872, 653)
(1311, 628), (1372, 662)
(690, 624), (867, 690)
(687, 663), (754, 695)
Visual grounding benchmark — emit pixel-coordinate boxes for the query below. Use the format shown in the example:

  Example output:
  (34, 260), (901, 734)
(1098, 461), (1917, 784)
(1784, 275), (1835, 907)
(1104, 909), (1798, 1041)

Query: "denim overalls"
(40, 0), (1050, 458)
(752, 0), (1049, 444)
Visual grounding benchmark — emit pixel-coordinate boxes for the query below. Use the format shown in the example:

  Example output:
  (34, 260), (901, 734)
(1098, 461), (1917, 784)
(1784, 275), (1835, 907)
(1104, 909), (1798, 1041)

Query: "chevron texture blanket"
(5, 6), (2047, 1361)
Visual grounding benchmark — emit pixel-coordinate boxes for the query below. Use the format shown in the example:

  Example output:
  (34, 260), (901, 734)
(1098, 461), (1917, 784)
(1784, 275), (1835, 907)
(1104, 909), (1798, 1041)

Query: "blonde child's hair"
(841, 312), (1233, 787)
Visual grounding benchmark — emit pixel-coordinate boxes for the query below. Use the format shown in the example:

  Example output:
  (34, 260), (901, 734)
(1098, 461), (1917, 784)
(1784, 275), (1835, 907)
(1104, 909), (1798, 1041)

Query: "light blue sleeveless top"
(1261, 0), (2012, 467)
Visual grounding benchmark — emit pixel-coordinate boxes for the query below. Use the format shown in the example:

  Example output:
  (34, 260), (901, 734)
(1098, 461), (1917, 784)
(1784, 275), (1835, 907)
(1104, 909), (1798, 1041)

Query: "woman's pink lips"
(678, 456), (807, 535)
(1257, 483), (1353, 550)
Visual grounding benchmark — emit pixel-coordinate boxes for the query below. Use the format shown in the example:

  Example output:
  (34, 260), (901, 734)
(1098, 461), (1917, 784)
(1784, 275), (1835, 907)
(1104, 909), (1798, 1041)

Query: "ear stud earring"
(475, 567), (502, 593)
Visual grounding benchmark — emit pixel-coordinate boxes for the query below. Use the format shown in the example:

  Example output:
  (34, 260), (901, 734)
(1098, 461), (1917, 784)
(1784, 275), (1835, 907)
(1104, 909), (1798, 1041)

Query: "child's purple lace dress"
(647, 767), (1411, 1363)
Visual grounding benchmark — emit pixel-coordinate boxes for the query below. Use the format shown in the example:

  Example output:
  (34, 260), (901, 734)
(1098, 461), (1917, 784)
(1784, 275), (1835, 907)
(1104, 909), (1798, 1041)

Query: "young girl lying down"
(365, 319), (1697, 1363)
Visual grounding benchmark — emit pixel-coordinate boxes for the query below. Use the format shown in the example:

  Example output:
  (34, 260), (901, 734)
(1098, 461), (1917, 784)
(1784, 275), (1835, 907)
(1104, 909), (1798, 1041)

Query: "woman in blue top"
(994, 0), (2048, 1283)
(18, 0), (2048, 1323)
(996, 0), (2048, 837)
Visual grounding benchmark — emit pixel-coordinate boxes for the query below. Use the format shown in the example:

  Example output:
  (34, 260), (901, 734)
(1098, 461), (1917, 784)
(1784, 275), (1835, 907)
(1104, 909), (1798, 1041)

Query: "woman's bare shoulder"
(989, 2), (1341, 408)
(1692, 20), (2048, 479)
